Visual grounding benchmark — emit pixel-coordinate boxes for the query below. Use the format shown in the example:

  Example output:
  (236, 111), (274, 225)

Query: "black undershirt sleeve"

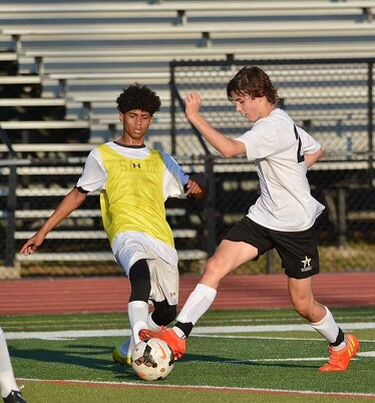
(75, 186), (89, 194)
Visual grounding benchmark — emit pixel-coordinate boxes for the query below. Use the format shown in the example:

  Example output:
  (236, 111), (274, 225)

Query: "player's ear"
(119, 113), (124, 122)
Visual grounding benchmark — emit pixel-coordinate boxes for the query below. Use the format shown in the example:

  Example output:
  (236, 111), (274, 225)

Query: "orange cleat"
(320, 334), (360, 373)
(139, 327), (186, 360)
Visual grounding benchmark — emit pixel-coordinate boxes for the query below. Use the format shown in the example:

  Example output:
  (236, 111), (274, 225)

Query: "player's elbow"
(221, 145), (240, 159)
(221, 149), (235, 158)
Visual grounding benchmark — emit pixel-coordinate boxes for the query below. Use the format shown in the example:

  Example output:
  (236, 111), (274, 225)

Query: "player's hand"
(186, 172), (208, 200)
(19, 231), (46, 255)
(184, 92), (202, 120)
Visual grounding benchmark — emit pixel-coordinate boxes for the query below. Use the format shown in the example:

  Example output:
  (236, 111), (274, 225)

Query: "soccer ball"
(131, 338), (175, 381)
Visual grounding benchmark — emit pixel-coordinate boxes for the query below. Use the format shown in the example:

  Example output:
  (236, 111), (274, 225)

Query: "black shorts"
(223, 217), (319, 279)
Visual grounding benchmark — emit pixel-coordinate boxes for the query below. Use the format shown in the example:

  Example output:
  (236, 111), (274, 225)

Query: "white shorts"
(115, 239), (179, 306)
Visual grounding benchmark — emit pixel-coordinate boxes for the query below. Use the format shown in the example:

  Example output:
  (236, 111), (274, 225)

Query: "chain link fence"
(0, 58), (374, 276)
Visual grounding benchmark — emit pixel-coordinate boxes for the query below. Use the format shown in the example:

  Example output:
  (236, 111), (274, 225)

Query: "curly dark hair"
(226, 66), (280, 105)
(116, 84), (161, 115)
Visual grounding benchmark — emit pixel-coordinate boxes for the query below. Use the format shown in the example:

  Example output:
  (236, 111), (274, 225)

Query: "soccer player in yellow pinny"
(20, 84), (207, 365)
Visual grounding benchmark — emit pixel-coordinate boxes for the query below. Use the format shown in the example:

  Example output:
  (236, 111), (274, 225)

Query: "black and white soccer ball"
(131, 338), (175, 381)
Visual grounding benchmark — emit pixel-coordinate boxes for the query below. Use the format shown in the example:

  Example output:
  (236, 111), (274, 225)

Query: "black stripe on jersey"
(294, 125), (305, 163)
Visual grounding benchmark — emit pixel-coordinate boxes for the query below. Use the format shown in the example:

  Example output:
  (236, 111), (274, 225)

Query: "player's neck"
(259, 104), (277, 119)
(116, 135), (145, 147)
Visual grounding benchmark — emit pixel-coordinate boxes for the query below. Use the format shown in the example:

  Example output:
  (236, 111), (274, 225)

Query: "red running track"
(0, 272), (374, 316)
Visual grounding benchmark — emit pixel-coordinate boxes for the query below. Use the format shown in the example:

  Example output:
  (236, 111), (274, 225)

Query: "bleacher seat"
(0, 0), (374, 145)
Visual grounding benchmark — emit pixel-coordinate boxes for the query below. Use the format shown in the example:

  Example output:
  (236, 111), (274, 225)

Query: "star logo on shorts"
(301, 256), (312, 272)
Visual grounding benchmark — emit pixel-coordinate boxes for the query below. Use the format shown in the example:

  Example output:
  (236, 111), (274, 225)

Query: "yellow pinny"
(98, 144), (174, 248)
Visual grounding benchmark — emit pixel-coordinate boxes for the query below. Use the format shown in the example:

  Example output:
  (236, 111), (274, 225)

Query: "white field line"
(189, 315), (375, 324)
(193, 334), (375, 344)
(192, 323), (375, 334)
(5, 329), (132, 340)
(5, 321), (375, 340)
(186, 353), (375, 362)
(16, 377), (375, 399)
(188, 357), (338, 363)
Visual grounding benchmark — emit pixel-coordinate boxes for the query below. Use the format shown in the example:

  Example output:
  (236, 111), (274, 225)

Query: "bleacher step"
(14, 229), (197, 239)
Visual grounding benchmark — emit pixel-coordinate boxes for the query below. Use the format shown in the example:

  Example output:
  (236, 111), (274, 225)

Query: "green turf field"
(2, 308), (374, 403)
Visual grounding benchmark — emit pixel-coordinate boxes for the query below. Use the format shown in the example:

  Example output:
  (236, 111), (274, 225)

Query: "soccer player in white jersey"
(20, 84), (207, 365)
(0, 328), (26, 402)
(140, 66), (360, 373)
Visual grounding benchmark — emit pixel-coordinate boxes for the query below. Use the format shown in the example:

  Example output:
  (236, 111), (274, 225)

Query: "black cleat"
(3, 390), (26, 403)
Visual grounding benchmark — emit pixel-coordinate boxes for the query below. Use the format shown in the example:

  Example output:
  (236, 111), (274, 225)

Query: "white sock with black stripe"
(174, 283), (217, 338)
(310, 306), (346, 351)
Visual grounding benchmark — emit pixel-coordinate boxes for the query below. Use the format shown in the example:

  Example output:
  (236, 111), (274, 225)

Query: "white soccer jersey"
(236, 108), (325, 232)
(76, 141), (189, 269)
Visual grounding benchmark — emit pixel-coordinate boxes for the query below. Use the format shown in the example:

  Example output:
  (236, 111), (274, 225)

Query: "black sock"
(175, 321), (193, 338)
(331, 327), (345, 347)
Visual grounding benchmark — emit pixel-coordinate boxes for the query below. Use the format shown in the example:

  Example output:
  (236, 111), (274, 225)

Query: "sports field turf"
(2, 307), (374, 402)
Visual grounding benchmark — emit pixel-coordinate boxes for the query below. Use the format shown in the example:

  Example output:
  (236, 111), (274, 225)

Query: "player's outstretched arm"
(19, 187), (87, 255)
(185, 92), (245, 158)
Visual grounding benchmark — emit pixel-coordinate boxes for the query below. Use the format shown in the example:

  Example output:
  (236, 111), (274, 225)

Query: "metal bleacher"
(1, 1), (375, 145)
(1, 0), (374, 272)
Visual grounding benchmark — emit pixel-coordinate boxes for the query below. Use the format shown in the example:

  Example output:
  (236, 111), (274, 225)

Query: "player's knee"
(203, 256), (227, 281)
(152, 301), (177, 326)
(204, 257), (218, 274)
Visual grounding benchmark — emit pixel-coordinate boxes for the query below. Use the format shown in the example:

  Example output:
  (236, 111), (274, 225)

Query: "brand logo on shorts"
(300, 256), (312, 272)
(132, 163), (141, 168)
